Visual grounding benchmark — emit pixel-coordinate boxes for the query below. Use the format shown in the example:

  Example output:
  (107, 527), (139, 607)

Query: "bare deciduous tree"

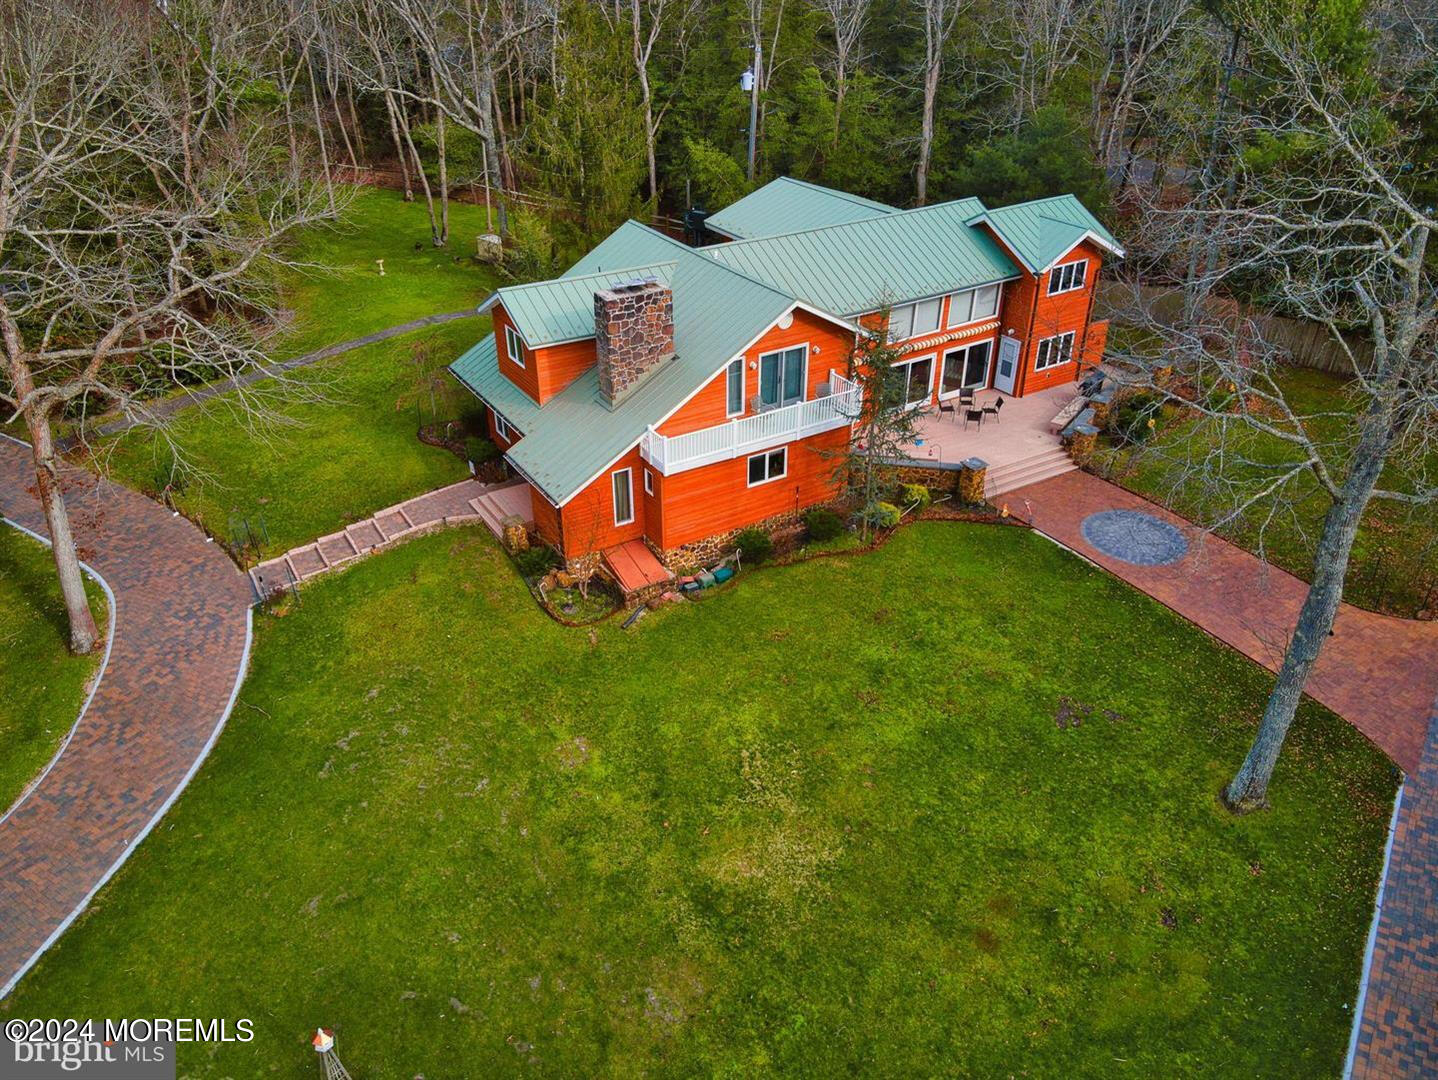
(910, 0), (965, 205)
(0, 0), (337, 652)
(1110, 19), (1438, 810)
(809, 0), (871, 145)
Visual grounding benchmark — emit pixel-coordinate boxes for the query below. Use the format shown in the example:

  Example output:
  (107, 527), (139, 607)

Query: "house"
(449, 177), (1121, 584)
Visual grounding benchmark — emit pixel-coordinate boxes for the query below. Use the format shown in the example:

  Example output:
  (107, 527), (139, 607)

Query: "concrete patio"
(898, 383), (1082, 497)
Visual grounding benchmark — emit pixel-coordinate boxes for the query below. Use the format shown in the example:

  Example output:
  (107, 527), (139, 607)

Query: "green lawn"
(91, 187), (506, 557)
(99, 322), (479, 556)
(8, 522), (1394, 1077)
(1099, 366), (1438, 619)
(0, 528), (105, 814)
(268, 187), (504, 361)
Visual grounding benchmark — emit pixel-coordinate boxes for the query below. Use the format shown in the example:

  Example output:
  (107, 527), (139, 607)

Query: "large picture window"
(1046, 259), (1088, 296)
(726, 357), (744, 417)
(758, 345), (806, 409)
(940, 340), (993, 397)
(946, 283), (1001, 327)
(612, 468), (634, 526)
(1034, 331), (1076, 371)
(504, 324), (526, 368)
(892, 355), (934, 409)
(889, 298), (942, 341)
(747, 446), (787, 486)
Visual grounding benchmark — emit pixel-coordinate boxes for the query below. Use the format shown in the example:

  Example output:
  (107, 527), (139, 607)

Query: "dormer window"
(1047, 259), (1088, 296)
(504, 324), (526, 368)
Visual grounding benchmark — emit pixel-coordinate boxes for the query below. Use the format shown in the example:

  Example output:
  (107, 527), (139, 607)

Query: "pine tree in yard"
(834, 313), (928, 541)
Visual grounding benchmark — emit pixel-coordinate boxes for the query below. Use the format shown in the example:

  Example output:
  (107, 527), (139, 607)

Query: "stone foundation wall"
(658, 507), (808, 573)
(890, 462), (962, 496)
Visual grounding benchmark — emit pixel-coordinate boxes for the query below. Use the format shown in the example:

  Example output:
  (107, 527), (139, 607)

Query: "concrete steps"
(984, 447), (1076, 499)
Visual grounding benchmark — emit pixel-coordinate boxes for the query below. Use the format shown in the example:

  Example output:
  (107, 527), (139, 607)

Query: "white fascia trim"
(553, 300), (860, 508)
(1037, 230), (1126, 272)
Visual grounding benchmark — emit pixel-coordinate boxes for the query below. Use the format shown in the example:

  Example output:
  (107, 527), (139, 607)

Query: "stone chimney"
(594, 279), (674, 405)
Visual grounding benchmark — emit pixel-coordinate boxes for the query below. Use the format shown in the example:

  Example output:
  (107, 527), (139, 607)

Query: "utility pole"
(746, 40), (762, 182)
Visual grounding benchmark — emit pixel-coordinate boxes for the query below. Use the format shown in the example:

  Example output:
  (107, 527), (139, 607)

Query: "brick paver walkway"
(1349, 699), (1438, 1078)
(0, 435), (252, 997)
(1010, 470), (1438, 772)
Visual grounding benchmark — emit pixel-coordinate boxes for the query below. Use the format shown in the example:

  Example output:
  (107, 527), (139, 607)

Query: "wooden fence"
(1096, 280), (1371, 377)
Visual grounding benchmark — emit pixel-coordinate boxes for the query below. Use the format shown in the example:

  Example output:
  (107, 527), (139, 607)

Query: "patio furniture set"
(936, 389), (1005, 431)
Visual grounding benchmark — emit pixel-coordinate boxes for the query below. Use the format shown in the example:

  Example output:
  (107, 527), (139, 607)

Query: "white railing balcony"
(641, 370), (862, 475)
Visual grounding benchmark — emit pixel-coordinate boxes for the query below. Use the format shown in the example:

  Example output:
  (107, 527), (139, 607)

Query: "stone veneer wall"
(890, 462), (963, 496)
(657, 507), (808, 573)
(594, 281), (674, 403)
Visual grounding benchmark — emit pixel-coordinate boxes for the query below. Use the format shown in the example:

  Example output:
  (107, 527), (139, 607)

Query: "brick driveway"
(0, 436), (252, 997)
(1010, 469), (1438, 773)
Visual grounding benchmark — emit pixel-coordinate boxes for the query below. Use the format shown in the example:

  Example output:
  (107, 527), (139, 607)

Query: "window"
(945, 284), (1000, 328)
(643, 468), (653, 495)
(890, 299), (941, 341)
(1034, 331), (1076, 371)
(493, 413), (513, 442)
(1047, 259), (1088, 296)
(758, 345), (806, 409)
(940, 340), (993, 397)
(504, 324), (526, 368)
(892, 355), (934, 409)
(747, 446), (788, 486)
(612, 468), (634, 526)
(972, 283), (1000, 319)
(726, 357), (744, 417)
(913, 297), (942, 336)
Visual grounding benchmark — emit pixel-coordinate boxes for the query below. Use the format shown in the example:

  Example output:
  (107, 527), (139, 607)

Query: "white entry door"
(995, 336), (1021, 394)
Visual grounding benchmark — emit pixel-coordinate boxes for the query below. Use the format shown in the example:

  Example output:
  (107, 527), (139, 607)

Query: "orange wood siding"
(972, 227), (1105, 398)
(530, 484), (562, 549)
(486, 408), (518, 448)
(493, 302), (599, 406)
(555, 447), (647, 558)
(653, 426), (848, 550)
(659, 308), (857, 436)
(492, 304), (540, 403)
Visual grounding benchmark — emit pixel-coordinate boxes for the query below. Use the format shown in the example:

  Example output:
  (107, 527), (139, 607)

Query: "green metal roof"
(704, 177), (898, 240)
(449, 335), (542, 431)
(482, 262), (676, 347)
(967, 195), (1124, 272)
(452, 222), (797, 505)
(702, 197), (1018, 316)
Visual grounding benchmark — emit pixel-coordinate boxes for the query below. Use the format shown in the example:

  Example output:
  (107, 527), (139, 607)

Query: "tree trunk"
(1222, 421), (1391, 811)
(25, 408), (99, 654)
(916, 58), (939, 205)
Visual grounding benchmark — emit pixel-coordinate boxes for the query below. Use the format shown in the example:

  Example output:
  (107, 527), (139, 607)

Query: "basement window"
(1047, 259), (1088, 296)
(747, 447), (787, 486)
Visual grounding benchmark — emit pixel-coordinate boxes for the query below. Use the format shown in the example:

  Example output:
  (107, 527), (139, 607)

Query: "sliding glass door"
(939, 340), (993, 397)
(759, 346), (807, 409)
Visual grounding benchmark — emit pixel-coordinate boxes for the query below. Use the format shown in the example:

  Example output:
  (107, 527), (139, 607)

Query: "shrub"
(803, 507), (845, 542)
(898, 483), (931, 514)
(734, 526), (774, 565)
(1112, 390), (1163, 445)
(514, 545), (560, 579)
(861, 501), (901, 529)
(466, 436), (500, 464)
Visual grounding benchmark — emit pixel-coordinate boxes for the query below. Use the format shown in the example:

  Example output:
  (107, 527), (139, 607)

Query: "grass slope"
(1102, 366), (1438, 618)
(9, 523), (1394, 1077)
(0, 528), (105, 814)
(95, 189), (502, 555)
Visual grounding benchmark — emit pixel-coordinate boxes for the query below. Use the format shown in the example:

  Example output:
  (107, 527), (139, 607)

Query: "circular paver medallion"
(1080, 509), (1189, 566)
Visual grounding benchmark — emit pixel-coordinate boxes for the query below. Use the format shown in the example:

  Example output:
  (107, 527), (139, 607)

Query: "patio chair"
(963, 408), (985, 430)
(959, 388), (976, 407)
(937, 399), (956, 422)
(982, 396), (1005, 423)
